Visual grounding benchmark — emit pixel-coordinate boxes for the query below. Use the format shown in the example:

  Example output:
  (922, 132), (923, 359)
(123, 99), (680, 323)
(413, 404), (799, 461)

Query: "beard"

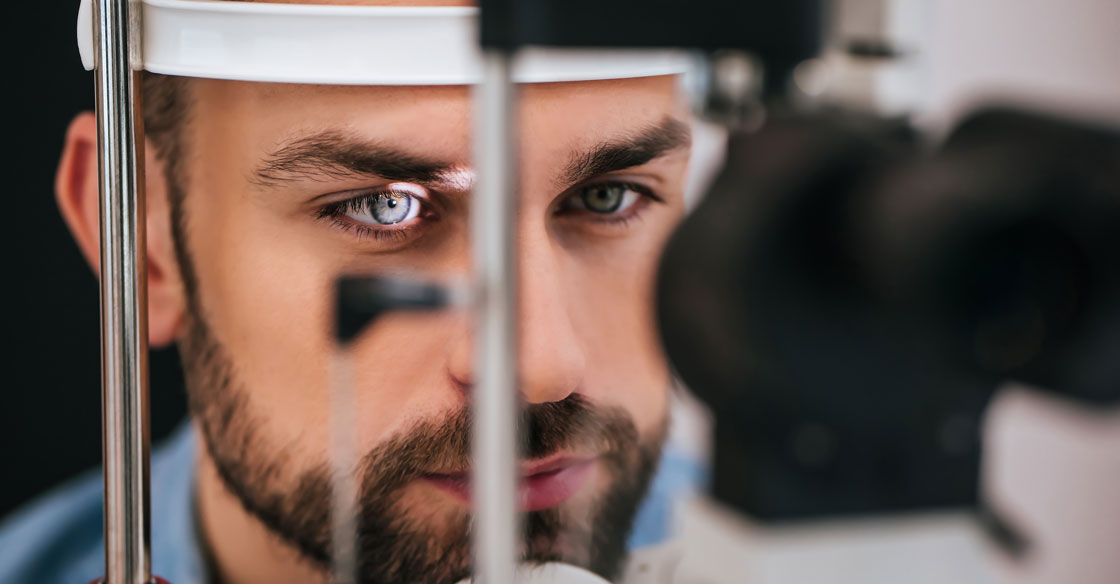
(178, 297), (667, 584)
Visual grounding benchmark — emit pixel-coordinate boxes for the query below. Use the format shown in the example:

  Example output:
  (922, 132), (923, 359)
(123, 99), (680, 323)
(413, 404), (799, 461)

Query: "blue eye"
(573, 184), (642, 214)
(343, 192), (422, 225)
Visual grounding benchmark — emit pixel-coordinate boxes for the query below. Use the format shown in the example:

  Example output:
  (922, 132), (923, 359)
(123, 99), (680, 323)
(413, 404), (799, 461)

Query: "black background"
(2, 3), (188, 519)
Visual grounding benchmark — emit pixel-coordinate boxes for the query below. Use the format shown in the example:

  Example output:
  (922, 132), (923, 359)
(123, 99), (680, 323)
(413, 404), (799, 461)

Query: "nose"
(516, 230), (587, 404)
(446, 229), (586, 404)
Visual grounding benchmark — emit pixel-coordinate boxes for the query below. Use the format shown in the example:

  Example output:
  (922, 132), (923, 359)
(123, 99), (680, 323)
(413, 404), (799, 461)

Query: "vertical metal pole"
(94, 0), (151, 582)
(330, 350), (358, 584)
(471, 51), (520, 584)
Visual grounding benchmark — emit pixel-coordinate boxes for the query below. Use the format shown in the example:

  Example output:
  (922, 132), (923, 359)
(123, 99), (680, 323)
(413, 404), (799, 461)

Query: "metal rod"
(470, 50), (520, 584)
(94, 0), (151, 582)
(330, 350), (359, 584)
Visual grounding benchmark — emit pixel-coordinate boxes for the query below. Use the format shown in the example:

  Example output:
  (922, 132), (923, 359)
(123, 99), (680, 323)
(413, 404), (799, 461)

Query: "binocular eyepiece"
(657, 108), (1120, 520)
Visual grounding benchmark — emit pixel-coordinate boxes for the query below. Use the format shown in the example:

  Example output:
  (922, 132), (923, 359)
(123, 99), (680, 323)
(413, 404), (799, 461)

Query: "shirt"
(0, 420), (707, 583)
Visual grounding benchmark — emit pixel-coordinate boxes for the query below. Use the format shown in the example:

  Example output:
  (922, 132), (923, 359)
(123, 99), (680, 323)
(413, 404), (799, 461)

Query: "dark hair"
(142, 72), (201, 302)
(142, 73), (190, 190)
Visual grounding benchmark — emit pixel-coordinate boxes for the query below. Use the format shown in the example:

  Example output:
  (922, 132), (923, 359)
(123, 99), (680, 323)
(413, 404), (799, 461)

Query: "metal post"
(93, 0), (151, 582)
(330, 350), (358, 584)
(471, 51), (520, 584)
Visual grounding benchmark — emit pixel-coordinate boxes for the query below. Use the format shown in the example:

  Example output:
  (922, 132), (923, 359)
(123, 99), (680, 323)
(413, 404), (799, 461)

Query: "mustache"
(355, 394), (638, 498)
(223, 392), (643, 572)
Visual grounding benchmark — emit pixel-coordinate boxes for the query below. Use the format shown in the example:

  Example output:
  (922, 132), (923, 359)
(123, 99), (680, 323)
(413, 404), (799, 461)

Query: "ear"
(55, 112), (187, 347)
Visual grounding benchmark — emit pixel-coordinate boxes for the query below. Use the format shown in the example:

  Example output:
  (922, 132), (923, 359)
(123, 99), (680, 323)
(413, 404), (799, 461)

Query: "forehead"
(191, 76), (685, 163)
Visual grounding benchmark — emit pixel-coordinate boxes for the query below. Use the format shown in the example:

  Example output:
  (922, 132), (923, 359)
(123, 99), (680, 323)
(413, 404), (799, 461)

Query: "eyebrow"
(253, 115), (691, 190)
(252, 131), (461, 188)
(561, 116), (692, 187)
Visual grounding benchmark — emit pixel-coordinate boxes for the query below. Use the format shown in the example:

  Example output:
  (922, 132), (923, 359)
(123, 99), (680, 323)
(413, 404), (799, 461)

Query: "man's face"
(174, 68), (690, 581)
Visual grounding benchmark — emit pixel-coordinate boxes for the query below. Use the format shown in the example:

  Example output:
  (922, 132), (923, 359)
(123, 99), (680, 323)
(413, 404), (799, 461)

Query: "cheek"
(569, 229), (676, 430)
(185, 181), (469, 457)
(190, 187), (338, 450)
(346, 312), (468, 442)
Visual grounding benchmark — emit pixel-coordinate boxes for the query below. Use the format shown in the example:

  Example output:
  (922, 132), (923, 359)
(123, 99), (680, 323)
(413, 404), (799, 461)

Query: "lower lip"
(423, 459), (596, 512)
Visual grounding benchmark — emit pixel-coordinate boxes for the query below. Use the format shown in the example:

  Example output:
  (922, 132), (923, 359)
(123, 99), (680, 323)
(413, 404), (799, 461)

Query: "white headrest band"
(78, 0), (691, 85)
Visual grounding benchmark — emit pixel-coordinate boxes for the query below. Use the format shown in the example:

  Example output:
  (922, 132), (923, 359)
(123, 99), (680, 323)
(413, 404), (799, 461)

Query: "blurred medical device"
(479, 0), (1120, 582)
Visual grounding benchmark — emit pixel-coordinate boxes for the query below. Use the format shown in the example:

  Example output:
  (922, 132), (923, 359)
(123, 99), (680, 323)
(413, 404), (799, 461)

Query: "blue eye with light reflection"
(343, 191), (422, 225)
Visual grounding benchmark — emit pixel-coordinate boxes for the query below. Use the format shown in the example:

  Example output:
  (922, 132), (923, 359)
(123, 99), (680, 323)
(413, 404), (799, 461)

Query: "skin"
(55, 2), (691, 582)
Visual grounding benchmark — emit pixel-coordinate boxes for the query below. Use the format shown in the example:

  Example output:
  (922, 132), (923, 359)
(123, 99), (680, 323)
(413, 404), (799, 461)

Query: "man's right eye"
(315, 186), (433, 243)
(341, 191), (423, 226)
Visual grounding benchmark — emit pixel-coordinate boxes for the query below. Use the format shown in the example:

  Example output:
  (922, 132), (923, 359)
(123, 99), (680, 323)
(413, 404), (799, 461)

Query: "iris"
(371, 193), (412, 224)
(582, 184), (627, 214)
